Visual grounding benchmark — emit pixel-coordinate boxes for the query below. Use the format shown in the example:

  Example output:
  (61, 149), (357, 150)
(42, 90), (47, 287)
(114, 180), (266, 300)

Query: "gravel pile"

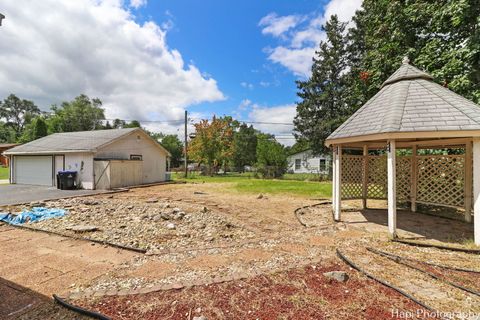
(24, 196), (256, 252)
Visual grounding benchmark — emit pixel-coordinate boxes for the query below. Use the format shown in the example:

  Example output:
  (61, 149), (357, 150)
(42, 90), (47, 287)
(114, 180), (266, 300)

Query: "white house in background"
(287, 149), (331, 174)
(4, 128), (171, 189)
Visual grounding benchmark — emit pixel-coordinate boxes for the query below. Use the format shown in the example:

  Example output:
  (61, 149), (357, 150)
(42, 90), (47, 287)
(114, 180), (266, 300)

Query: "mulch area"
(76, 261), (432, 320)
(0, 277), (91, 320)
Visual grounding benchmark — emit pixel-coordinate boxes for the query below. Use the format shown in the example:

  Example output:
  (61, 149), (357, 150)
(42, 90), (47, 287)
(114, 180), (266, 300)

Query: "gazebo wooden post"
(464, 141), (473, 223)
(387, 140), (397, 238)
(411, 145), (417, 212)
(332, 147), (337, 214)
(334, 145), (342, 221)
(362, 145), (368, 209)
(473, 139), (480, 245)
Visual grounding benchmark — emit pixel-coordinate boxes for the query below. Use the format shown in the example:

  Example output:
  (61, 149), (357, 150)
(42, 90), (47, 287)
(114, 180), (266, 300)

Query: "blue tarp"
(0, 207), (67, 225)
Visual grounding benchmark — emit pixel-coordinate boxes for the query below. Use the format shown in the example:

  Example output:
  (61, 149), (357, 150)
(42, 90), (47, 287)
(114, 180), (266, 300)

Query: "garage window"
(130, 154), (142, 160)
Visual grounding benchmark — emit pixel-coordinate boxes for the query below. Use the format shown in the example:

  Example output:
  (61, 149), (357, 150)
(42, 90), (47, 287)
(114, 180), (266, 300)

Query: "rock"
(201, 206), (208, 213)
(71, 225), (98, 232)
(173, 211), (185, 220)
(195, 307), (202, 313)
(30, 201), (44, 207)
(194, 191), (206, 195)
(83, 200), (99, 205)
(193, 316), (207, 320)
(126, 205), (134, 209)
(166, 223), (176, 230)
(145, 198), (158, 203)
(256, 194), (263, 199)
(172, 207), (181, 213)
(153, 215), (163, 222)
(157, 212), (169, 220)
(323, 271), (349, 282)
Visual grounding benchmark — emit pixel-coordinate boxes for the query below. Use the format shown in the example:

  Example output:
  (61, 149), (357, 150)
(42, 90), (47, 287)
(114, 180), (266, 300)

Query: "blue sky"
(0, 0), (362, 144)
(133, 0), (328, 118)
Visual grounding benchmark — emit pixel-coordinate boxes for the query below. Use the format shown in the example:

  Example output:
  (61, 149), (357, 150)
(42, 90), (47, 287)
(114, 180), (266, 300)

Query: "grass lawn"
(173, 172), (332, 198)
(0, 167), (9, 180)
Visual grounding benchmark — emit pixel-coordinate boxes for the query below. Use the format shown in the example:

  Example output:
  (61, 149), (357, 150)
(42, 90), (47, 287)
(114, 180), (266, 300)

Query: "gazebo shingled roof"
(326, 57), (480, 246)
(326, 59), (480, 144)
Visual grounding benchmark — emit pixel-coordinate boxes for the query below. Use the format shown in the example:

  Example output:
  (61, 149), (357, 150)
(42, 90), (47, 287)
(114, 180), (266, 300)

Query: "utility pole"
(184, 110), (188, 178)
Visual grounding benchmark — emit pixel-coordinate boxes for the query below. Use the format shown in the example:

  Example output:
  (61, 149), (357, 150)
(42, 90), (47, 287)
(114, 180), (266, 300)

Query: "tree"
(188, 116), (235, 175)
(232, 123), (257, 170)
(294, 15), (349, 154)
(0, 94), (40, 139)
(48, 94), (105, 132)
(161, 134), (184, 168)
(0, 121), (15, 143)
(19, 117), (48, 143)
(255, 134), (287, 178)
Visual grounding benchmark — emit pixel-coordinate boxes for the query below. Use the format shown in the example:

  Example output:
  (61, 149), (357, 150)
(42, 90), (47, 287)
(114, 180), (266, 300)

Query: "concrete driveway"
(0, 184), (108, 206)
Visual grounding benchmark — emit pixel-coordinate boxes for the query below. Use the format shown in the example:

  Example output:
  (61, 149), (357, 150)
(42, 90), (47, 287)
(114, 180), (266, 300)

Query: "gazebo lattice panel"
(367, 155), (387, 199)
(396, 156), (412, 201)
(341, 155), (364, 199)
(416, 155), (465, 208)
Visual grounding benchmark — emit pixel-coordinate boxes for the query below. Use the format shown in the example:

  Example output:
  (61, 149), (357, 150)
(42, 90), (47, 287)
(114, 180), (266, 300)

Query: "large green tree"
(232, 123), (257, 170)
(255, 134), (288, 178)
(19, 116), (48, 142)
(0, 94), (41, 139)
(160, 134), (184, 168)
(48, 94), (105, 132)
(189, 116), (235, 174)
(294, 15), (349, 153)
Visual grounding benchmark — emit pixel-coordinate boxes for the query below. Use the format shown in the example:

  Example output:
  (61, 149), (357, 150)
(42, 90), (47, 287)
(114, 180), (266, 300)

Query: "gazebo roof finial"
(402, 56), (410, 64)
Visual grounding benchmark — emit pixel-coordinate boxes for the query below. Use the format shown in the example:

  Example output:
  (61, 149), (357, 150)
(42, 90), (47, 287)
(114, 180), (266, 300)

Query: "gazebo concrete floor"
(340, 200), (474, 245)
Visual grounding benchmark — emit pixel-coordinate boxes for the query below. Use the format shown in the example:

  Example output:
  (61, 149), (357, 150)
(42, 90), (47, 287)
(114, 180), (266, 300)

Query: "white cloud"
(240, 82), (254, 90)
(267, 46), (316, 78)
(129, 0), (146, 9)
(260, 0), (362, 77)
(238, 99), (252, 110)
(248, 103), (296, 146)
(0, 0), (225, 127)
(258, 13), (303, 37)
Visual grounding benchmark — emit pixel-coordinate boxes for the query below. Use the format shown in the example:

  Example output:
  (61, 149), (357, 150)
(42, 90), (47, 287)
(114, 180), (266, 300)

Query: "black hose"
(393, 238), (480, 254)
(367, 247), (480, 297)
(335, 249), (440, 314)
(367, 247), (480, 273)
(53, 294), (111, 320)
(294, 200), (331, 227)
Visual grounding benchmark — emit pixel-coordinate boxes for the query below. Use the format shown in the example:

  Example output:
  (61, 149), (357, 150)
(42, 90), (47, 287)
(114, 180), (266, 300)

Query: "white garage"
(4, 128), (171, 189)
(14, 156), (53, 186)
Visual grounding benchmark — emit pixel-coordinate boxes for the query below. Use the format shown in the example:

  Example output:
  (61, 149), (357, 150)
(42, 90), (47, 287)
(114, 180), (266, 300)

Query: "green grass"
(0, 167), (9, 180)
(173, 172), (332, 198)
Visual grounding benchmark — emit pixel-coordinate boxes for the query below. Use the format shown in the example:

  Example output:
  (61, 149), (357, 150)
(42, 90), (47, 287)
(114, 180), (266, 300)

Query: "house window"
(130, 154), (142, 160)
(295, 159), (301, 170)
(319, 159), (327, 172)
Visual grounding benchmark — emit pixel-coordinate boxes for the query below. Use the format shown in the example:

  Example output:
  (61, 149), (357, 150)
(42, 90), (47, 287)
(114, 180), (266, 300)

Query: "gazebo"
(325, 57), (480, 245)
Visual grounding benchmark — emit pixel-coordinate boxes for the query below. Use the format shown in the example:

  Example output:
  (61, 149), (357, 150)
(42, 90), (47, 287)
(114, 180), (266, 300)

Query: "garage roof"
(4, 128), (151, 154)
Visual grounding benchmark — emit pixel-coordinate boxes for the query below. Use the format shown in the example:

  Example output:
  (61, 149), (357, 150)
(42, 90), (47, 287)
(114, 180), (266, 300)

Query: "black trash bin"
(57, 171), (77, 190)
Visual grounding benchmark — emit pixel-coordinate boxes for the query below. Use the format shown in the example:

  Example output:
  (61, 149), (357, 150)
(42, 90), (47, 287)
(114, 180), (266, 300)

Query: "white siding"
(64, 153), (95, 189)
(287, 150), (331, 174)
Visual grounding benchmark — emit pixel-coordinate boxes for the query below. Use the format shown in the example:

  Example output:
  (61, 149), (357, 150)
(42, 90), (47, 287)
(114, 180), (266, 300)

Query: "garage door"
(15, 156), (53, 186)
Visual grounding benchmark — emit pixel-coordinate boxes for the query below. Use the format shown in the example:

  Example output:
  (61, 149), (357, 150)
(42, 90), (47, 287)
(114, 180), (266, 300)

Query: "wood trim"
(326, 130), (480, 146)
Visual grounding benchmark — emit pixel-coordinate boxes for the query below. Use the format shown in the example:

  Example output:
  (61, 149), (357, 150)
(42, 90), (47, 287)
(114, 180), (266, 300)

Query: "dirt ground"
(1, 182), (479, 319)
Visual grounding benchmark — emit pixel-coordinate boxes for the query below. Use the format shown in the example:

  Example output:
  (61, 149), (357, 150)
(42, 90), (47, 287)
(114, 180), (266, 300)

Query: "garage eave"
(4, 150), (94, 155)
